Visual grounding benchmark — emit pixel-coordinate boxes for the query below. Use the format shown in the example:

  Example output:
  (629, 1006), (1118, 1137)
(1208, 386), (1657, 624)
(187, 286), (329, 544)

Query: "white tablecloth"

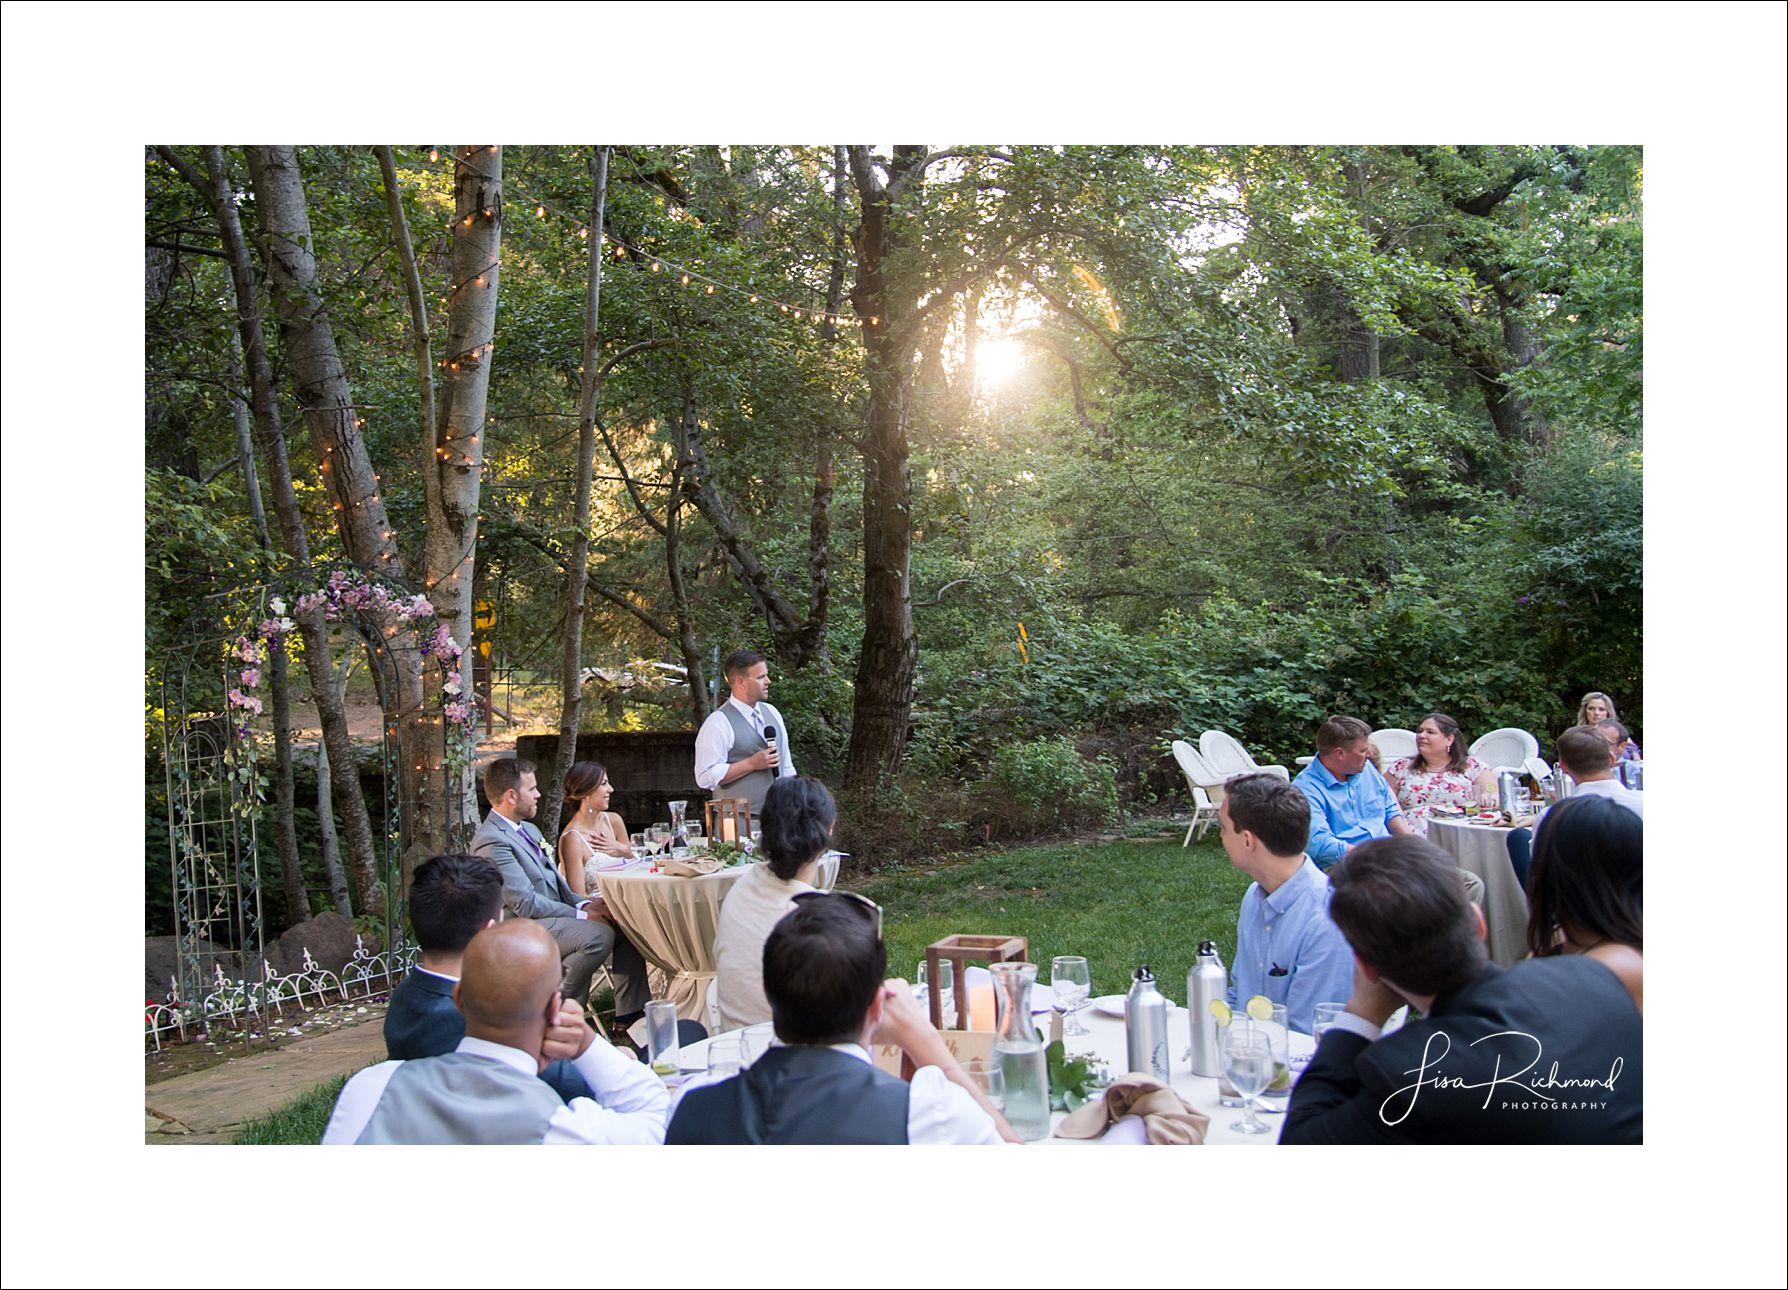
(674, 1004), (1316, 1144)
(1427, 817), (1531, 967)
(599, 854), (840, 1019)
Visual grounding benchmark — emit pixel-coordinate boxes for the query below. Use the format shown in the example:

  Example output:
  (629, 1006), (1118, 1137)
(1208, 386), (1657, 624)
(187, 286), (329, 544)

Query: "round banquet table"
(671, 1003), (1318, 1145)
(1426, 816), (1531, 968)
(598, 853), (841, 1019)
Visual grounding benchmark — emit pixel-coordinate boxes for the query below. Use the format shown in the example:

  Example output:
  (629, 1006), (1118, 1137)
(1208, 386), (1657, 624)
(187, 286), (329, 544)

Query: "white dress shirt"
(670, 1042), (1004, 1145)
(1536, 778), (1644, 831)
(693, 696), (795, 793)
(322, 1034), (670, 1145)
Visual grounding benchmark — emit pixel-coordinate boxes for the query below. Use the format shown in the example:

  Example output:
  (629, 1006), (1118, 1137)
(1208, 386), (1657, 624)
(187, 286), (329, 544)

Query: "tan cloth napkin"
(657, 855), (724, 877)
(1054, 1073), (1211, 1144)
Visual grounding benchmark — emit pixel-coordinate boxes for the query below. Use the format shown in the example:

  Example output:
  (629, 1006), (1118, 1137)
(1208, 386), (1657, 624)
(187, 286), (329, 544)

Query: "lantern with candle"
(704, 796), (751, 847)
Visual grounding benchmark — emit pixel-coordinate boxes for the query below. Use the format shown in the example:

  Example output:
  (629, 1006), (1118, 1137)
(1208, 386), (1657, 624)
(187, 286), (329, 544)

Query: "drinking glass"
(686, 822), (705, 849)
(1250, 1003), (1292, 1113)
(1214, 1011), (1251, 1106)
(915, 958), (956, 1027)
(644, 1001), (680, 1077)
(1311, 1003), (1348, 1049)
(739, 1023), (774, 1067)
(1051, 955), (1092, 1037)
(1222, 1027), (1275, 1135)
(629, 831), (646, 858)
(705, 1034), (742, 1078)
(963, 1058), (1005, 1113)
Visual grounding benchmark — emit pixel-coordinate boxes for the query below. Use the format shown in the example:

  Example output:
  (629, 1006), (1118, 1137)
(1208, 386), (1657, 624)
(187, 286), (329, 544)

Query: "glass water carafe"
(990, 962), (1051, 1141)
(667, 799), (688, 847)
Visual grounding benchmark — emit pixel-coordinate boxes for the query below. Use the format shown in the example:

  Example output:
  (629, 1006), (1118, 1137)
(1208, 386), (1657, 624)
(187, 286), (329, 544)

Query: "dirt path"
(145, 1008), (390, 1144)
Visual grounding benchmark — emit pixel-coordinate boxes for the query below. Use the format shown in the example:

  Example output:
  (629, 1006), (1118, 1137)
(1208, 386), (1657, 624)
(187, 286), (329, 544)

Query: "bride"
(558, 760), (635, 899)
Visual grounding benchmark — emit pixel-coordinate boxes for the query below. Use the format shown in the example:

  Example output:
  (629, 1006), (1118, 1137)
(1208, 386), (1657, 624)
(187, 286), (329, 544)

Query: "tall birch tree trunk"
(423, 144), (504, 847)
(245, 145), (432, 888)
(161, 144), (382, 916)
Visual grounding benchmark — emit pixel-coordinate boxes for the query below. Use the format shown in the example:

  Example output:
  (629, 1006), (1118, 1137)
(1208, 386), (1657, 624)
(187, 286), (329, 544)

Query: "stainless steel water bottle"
(1124, 964), (1170, 1082)
(1188, 940), (1227, 1077)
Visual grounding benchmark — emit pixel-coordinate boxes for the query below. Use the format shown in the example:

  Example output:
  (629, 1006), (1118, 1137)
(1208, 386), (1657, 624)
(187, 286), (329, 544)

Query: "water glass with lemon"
(1210, 996), (1289, 1108)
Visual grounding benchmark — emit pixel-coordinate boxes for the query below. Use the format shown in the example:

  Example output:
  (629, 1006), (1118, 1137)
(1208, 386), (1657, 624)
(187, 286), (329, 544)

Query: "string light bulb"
(536, 205), (546, 218)
(428, 148), (439, 163)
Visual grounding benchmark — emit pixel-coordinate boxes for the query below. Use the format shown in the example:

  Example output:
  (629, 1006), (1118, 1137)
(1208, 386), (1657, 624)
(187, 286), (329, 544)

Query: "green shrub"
(985, 737), (1119, 838)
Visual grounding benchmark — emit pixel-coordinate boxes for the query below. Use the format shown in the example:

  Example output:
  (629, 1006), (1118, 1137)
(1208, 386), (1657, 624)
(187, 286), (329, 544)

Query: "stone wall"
(511, 731), (706, 830)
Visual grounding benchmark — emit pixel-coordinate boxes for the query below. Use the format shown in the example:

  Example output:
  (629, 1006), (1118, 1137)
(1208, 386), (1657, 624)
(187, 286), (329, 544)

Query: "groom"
(470, 757), (648, 1020)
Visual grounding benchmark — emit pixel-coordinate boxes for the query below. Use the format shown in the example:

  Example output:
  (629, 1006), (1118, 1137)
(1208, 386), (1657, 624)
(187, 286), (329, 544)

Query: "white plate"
(1089, 994), (1178, 1017)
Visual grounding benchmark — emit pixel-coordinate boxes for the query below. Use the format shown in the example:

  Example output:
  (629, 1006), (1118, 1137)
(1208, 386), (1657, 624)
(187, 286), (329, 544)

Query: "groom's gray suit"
(469, 810), (648, 1011)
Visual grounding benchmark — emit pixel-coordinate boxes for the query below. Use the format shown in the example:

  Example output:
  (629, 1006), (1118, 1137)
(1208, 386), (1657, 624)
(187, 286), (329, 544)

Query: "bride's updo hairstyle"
(563, 761), (608, 809)
(758, 776), (836, 881)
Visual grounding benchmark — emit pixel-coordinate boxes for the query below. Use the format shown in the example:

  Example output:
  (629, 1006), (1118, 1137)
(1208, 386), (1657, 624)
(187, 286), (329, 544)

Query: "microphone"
(762, 726), (779, 775)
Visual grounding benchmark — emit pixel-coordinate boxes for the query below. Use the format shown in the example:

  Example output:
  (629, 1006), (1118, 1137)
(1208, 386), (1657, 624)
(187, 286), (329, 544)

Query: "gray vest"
(720, 703), (776, 815)
(665, 1045), (910, 1145)
(356, 1051), (567, 1144)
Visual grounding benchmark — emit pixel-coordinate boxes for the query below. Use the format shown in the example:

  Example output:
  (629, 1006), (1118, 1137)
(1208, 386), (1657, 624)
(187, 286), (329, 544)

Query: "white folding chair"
(1370, 727), (1419, 765)
(1470, 727), (1541, 774)
(1198, 730), (1290, 782)
(1170, 740), (1224, 844)
(704, 976), (723, 1036)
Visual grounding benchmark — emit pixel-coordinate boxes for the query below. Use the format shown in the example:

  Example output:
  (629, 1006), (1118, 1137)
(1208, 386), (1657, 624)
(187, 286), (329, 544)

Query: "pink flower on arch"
(240, 668), (261, 688)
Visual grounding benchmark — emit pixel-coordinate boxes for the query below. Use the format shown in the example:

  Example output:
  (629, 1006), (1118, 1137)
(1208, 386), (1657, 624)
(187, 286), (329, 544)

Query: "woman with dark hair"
(1383, 713), (1498, 835)
(1526, 795), (1642, 1013)
(713, 776), (837, 1031)
(558, 760), (635, 900)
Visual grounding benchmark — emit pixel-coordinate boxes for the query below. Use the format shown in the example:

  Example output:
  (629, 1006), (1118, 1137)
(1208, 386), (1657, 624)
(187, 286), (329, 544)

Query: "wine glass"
(629, 831), (647, 859)
(1310, 1002), (1347, 1050)
(1222, 1026), (1275, 1135)
(1051, 955), (1091, 1037)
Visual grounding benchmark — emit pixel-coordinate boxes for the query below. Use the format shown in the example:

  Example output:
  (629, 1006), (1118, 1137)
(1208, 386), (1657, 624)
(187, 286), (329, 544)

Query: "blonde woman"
(1576, 692), (1641, 761)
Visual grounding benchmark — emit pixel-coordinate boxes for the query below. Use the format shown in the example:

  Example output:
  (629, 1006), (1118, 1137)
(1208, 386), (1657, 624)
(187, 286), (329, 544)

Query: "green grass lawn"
(860, 832), (1250, 1002)
(234, 828), (1249, 1142)
(234, 1074), (349, 1144)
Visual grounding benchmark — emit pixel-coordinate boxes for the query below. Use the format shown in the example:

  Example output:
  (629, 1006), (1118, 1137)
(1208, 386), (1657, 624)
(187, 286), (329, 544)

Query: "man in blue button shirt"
(1294, 715), (1412, 870)
(1221, 772), (1355, 1035)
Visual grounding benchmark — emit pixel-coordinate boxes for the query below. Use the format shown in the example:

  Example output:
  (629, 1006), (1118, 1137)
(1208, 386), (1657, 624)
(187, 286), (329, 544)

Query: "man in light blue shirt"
(1293, 715), (1412, 870)
(1220, 772), (1355, 1035)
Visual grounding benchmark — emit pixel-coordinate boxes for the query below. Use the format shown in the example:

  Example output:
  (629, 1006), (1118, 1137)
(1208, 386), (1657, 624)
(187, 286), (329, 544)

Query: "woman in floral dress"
(1384, 713), (1498, 835)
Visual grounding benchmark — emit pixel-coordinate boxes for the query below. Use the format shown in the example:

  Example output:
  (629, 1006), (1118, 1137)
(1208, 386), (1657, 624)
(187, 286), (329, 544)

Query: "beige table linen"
(601, 855), (840, 1019)
(1427, 817), (1531, 967)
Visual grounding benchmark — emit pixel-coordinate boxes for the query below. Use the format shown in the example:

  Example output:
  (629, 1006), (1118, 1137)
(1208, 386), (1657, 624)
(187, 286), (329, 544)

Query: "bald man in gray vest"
(694, 648), (796, 818)
(323, 920), (668, 1145)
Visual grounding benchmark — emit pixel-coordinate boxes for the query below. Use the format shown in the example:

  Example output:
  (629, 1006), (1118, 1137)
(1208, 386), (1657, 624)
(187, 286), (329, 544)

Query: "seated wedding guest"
(471, 757), (649, 1025)
(1578, 691), (1641, 760)
(1526, 797), (1643, 1013)
(559, 760), (635, 902)
(325, 920), (668, 1144)
(1596, 718), (1641, 770)
(1383, 713), (1497, 835)
(1553, 726), (1644, 819)
(1281, 836), (1642, 1145)
(713, 776), (835, 1031)
(1219, 773), (1354, 1035)
(667, 894), (1019, 1144)
(1294, 715), (1413, 869)
(1508, 725), (1644, 888)
(384, 853), (591, 1101)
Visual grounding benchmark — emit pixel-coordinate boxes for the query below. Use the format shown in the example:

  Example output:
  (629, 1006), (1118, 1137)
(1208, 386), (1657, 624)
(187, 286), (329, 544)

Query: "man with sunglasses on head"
(666, 893), (1020, 1144)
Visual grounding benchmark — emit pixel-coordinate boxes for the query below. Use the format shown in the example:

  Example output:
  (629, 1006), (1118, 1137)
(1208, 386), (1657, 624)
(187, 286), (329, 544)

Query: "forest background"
(145, 138), (1644, 932)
